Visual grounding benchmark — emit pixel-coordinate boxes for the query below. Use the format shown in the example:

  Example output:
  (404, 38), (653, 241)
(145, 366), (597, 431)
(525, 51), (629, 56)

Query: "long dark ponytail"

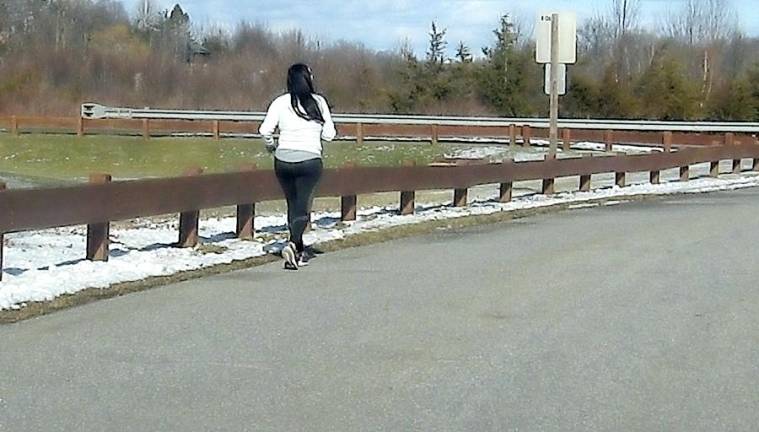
(286, 63), (325, 124)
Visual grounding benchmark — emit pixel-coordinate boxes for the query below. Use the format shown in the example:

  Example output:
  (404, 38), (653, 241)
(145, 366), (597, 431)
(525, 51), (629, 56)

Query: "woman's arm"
(319, 96), (337, 142)
(259, 98), (280, 150)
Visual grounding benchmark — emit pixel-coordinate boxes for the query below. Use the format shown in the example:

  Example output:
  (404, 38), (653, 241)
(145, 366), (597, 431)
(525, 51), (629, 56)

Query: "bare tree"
(578, 15), (613, 62)
(579, 0), (642, 79)
(0, 1), (9, 51)
(663, 0), (737, 45)
(508, 12), (533, 49)
(135, 0), (160, 32)
(611, 0), (641, 39)
(662, 0), (740, 105)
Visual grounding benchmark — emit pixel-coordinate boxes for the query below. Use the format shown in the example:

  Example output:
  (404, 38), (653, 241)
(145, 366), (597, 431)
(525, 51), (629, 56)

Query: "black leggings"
(274, 158), (323, 252)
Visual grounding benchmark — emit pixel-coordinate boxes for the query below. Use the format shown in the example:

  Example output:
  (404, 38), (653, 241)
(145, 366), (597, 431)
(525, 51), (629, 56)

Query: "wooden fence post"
(10, 116), (18, 136)
(733, 159), (742, 174)
(580, 174), (591, 192)
(615, 172), (626, 188)
(604, 130), (614, 152)
(236, 204), (255, 240)
(341, 196), (357, 221)
(579, 154), (592, 192)
(562, 129), (572, 152)
(400, 160), (416, 215)
(341, 162), (357, 221)
(613, 151), (627, 187)
(650, 170), (660, 185)
(431, 124), (439, 145)
(0, 182), (5, 281)
(710, 161), (721, 177)
(542, 178), (555, 195)
(454, 187), (468, 207)
(500, 182), (513, 203)
(356, 123), (364, 145)
(723, 133), (741, 173)
(500, 158), (513, 203)
(77, 116), (85, 137)
(680, 166), (690, 182)
(662, 131), (672, 152)
(213, 120), (221, 140)
(509, 124), (517, 150)
(86, 173), (112, 262)
(236, 163), (257, 240)
(178, 167), (203, 247)
(400, 191), (415, 215)
(142, 119), (151, 140)
(542, 154), (555, 195)
(522, 125), (531, 148)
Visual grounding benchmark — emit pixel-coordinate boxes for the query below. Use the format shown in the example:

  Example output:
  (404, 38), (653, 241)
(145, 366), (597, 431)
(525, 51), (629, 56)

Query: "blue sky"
(127, 0), (759, 55)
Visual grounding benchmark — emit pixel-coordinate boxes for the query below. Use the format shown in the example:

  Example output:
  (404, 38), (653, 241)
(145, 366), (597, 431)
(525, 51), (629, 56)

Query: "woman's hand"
(264, 136), (277, 153)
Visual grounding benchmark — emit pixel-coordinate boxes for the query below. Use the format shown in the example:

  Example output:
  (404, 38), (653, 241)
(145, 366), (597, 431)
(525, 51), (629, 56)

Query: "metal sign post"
(549, 14), (560, 157)
(536, 12), (577, 158)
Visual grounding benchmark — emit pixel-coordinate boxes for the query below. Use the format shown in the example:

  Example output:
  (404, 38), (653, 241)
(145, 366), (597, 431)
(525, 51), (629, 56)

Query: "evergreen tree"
(562, 72), (600, 118)
(0, 0), (754, 118)
(387, 40), (423, 113)
(426, 21), (452, 103)
(596, 63), (638, 118)
(746, 63), (759, 120)
(168, 4), (189, 26)
(448, 42), (476, 106)
(455, 41), (472, 63)
(637, 55), (700, 120)
(426, 21), (447, 67)
(160, 4), (201, 63)
(477, 14), (528, 116)
(708, 78), (753, 120)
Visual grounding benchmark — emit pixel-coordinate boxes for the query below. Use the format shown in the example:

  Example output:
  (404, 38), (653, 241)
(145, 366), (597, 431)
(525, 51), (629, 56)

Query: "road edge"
(0, 189), (726, 324)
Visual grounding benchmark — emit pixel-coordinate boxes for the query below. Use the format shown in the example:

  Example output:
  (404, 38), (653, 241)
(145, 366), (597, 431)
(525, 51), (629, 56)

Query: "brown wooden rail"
(1, 115), (757, 148)
(2, 141), (759, 280)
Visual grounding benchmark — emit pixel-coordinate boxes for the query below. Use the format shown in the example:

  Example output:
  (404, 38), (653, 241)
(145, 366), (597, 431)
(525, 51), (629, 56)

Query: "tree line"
(0, 0), (758, 120)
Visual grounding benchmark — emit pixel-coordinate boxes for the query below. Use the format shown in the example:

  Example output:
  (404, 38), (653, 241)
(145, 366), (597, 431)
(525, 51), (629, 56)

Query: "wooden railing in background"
(1, 115), (757, 148)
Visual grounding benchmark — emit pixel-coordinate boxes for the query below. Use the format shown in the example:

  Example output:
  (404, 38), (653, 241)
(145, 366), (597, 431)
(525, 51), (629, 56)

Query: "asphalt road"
(1, 189), (758, 432)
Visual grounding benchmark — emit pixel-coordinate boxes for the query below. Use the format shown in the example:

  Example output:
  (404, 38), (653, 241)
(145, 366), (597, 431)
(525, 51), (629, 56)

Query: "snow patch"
(1, 162), (758, 310)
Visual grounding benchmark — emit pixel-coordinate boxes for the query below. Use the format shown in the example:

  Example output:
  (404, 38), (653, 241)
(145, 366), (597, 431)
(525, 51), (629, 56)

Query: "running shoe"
(282, 242), (299, 270)
(297, 249), (314, 267)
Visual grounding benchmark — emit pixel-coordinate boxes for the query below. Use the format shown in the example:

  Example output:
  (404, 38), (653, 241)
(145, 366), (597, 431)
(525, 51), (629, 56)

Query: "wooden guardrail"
(1, 137), (759, 280)
(1, 115), (757, 148)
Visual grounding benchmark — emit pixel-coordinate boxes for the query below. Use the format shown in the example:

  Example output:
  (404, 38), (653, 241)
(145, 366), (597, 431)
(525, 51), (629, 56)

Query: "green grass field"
(0, 133), (540, 184)
(0, 132), (588, 216)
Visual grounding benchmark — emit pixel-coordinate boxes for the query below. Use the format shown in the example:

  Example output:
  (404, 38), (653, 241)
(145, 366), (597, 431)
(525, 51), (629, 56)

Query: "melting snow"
(1, 159), (758, 310)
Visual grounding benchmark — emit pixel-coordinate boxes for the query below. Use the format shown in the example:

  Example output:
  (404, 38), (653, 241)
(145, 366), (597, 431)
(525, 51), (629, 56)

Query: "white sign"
(544, 64), (567, 95)
(536, 12), (577, 64)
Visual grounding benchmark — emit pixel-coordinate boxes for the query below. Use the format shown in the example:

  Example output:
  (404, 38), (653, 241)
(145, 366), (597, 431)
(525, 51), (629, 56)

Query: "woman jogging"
(259, 63), (336, 270)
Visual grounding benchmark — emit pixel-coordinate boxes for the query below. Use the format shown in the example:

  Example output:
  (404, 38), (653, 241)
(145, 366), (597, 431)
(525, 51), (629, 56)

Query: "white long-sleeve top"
(259, 93), (336, 158)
